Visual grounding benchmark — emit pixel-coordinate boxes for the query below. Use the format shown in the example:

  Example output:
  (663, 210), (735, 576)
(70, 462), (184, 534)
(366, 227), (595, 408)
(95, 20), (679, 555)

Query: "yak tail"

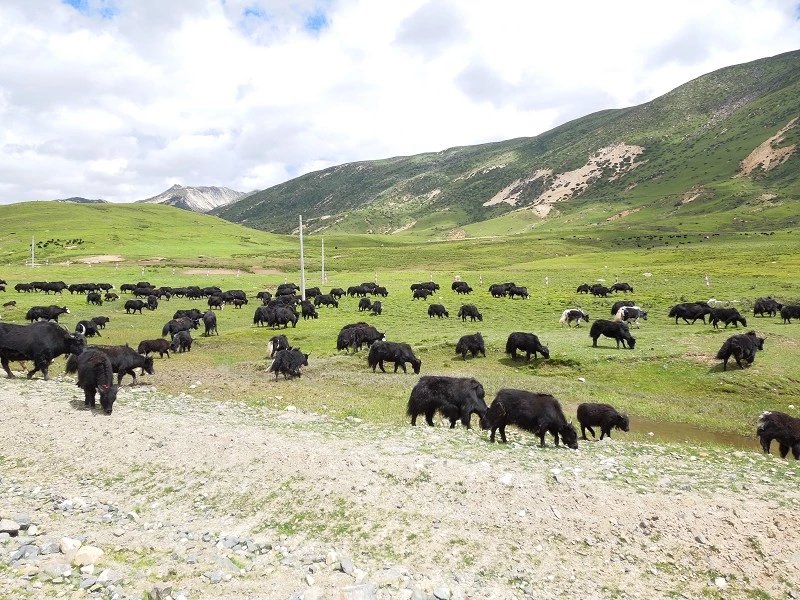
(504, 337), (515, 354)
(715, 340), (731, 360)
(65, 353), (79, 375)
(161, 323), (170, 337)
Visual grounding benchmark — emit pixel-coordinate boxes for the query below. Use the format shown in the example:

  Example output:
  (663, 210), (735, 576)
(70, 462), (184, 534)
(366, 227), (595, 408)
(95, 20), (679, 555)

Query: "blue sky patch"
(305, 10), (329, 33)
(62, 0), (118, 19)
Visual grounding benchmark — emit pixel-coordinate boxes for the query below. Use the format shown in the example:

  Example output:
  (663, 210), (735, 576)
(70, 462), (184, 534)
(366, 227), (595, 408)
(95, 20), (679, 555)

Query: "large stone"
(338, 584), (376, 600)
(97, 569), (124, 585)
(339, 557), (355, 575)
(60, 537), (82, 555)
(72, 545), (104, 566)
(0, 519), (20, 536)
(150, 584), (173, 600)
(42, 561), (73, 579)
(433, 587), (451, 600)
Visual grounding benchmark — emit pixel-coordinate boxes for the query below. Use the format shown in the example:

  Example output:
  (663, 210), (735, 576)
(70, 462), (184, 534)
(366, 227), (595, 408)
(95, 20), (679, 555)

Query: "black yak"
(457, 304), (482, 322)
(589, 320), (636, 349)
(505, 332), (549, 360)
(781, 305), (800, 324)
(137, 338), (170, 358)
(485, 389), (578, 448)
(668, 302), (712, 325)
(716, 331), (764, 371)
(710, 307), (747, 329)
(0, 321), (85, 380)
(428, 304), (449, 318)
(757, 411), (800, 459)
(753, 297), (782, 317)
(455, 333), (485, 359)
(367, 341), (421, 374)
(268, 348), (309, 380)
(576, 403), (629, 440)
(407, 376), (487, 428)
(267, 334), (289, 358)
(203, 311), (218, 336)
(73, 349), (118, 414)
(170, 330), (193, 353)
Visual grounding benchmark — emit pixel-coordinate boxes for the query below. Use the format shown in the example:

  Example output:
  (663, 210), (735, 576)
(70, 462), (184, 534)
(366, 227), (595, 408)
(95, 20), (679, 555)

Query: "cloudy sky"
(1, 0), (799, 204)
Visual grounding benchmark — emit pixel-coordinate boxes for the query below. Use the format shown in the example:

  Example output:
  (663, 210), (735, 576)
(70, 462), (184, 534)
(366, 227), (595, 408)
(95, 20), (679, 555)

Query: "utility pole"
(299, 215), (306, 301)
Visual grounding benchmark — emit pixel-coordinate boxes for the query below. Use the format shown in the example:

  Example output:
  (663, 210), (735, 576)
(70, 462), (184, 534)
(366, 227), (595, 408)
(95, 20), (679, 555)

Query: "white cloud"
(0, 0), (799, 203)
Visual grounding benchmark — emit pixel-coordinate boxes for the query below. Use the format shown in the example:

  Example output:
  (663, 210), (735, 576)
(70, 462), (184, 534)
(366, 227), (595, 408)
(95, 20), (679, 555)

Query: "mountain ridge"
(136, 184), (245, 213)
(213, 49), (800, 236)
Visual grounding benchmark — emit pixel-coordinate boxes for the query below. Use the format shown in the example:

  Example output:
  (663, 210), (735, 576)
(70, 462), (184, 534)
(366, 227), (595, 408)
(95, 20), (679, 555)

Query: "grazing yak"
(370, 301), (382, 316)
(162, 317), (199, 338)
(590, 285), (611, 297)
(26, 305), (70, 323)
(256, 291), (273, 304)
(267, 334), (290, 358)
(329, 288), (345, 299)
(781, 305), (800, 324)
(716, 331), (764, 371)
(576, 283), (591, 294)
(208, 295), (225, 310)
(753, 297), (782, 317)
(124, 299), (146, 314)
(577, 403), (630, 440)
(489, 282), (515, 298)
(505, 332), (549, 360)
(560, 308), (589, 327)
(300, 300), (318, 320)
(610, 282), (634, 293)
(457, 304), (483, 322)
(358, 297), (373, 312)
(86, 292), (103, 306)
(104, 292), (119, 302)
(73, 349), (118, 414)
(590, 320), (636, 349)
(614, 306), (648, 328)
(314, 294), (339, 308)
(710, 307), (747, 328)
(611, 300), (635, 315)
(203, 311), (218, 336)
(75, 320), (102, 337)
(757, 411), (800, 459)
(412, 288), (433, 300)
(174, 308), (204, 321)
(170, 330), (193, 353)
(137, 339), (171, 358)
(367, 341), (421, 374)
(452, 281), (472, 294)
(268, 347), (309, 380)
(146, 295), (159, 311)
(67, 344), (155, 385)
(669, 302), (712, 324)
(373, 286), (389, 297)
(91, 316), (110, 329)
(428, 304), (449, 318)
(0, 321), (86, 380)
(507, 285), (529, 299)
(455, 333), (485, 359)
(336, 323), (384, 353)
(485, 390), (579, 448)
(407, 376), (487, 429)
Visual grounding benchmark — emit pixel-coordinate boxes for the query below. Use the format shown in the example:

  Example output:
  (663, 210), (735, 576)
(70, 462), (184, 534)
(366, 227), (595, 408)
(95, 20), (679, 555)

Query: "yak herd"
(0, 275), (798, 458)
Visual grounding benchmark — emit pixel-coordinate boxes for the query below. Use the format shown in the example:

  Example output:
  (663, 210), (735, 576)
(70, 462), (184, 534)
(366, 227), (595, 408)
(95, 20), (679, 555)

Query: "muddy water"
(628, 415), (759, 451)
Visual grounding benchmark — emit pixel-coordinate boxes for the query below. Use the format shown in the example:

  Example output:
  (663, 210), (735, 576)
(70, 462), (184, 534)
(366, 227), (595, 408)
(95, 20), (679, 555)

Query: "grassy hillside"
(0, 202), (297, 268)
(214, 49), (800, 237)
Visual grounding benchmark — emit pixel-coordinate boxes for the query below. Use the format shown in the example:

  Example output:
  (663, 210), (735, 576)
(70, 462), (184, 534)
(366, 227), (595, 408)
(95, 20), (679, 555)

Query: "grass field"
(1, 202), (798, 447)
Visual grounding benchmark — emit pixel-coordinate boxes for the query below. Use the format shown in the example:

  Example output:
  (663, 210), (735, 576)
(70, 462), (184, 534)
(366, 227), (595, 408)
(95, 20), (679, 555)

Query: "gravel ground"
(0, 375), (798, 600)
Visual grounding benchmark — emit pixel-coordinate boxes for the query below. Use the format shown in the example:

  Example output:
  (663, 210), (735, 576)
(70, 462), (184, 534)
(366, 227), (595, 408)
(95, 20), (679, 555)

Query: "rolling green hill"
(0, 202), (296, 268)
(214, 50), (800, 237)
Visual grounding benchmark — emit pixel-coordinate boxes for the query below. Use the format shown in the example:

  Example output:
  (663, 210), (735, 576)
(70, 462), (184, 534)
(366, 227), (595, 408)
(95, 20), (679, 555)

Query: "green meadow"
(1, 202), (799, 445)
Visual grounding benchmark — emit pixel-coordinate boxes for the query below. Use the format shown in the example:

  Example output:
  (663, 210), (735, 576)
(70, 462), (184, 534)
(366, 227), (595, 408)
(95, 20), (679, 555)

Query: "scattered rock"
(72, 545), (104, 566)
(0, 519), (20, 536)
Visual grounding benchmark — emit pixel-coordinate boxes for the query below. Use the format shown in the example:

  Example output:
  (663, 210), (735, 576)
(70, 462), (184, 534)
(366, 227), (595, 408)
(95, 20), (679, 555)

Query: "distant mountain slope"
(214, 50), (800, 236)
(55, 197), (108, 204)
(137, 184), (245, 213)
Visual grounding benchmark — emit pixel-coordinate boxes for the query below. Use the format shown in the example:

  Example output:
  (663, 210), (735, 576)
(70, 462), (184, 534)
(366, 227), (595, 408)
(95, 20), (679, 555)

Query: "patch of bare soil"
(80, 255), (124, 264)
(251, 268), (285, 276)
(182, 268), (242, 275)
(0, 378), (798, 600)
(738, 118), (798, 176)
(444, 228), (466, 240)
(606, 208), (641, 222)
